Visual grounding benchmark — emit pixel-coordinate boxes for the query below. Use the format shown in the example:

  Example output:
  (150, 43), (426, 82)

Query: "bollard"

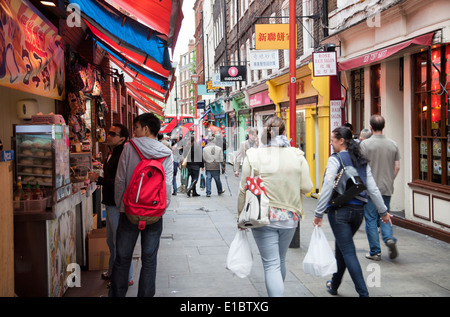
(289, 222), (300, 248)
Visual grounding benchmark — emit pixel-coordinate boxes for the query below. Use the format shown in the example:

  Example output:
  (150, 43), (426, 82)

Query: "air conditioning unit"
(17, 99), (39, 119)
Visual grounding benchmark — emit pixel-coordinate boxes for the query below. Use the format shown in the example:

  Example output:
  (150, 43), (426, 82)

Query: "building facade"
(323, 0), (450, 240)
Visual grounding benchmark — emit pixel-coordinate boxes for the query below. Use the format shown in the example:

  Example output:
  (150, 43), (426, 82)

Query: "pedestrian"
(313, 126), (391, 297)
(202, 135), (226, 197)
(360, 115), (400, 261)
(171, 135), (181, 196)
(88, 124), (133, 287)
(109, 113), (173, 297)
(238, 117), (313, 297)
(359, 128), (372, 141)
(234, 128), (258, 177)
(184, 133), (204, 197)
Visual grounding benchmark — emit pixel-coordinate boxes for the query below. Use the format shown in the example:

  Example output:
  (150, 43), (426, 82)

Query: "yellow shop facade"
(267, 62), (335, 196)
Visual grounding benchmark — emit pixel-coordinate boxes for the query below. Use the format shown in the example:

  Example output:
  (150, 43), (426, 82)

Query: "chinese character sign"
(255, 24), (296, 50)
(249, 50), (279, 70)
(312, 52), (337, 77)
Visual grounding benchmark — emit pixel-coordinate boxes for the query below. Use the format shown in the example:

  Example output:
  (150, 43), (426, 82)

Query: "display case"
(14, 124), (72, 206)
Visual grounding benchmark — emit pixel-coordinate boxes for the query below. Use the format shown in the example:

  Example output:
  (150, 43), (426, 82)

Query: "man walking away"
(89, 124), (133, 286)
(234, 128), (258, 177)
(202, 135), (225, 197)
(360, 115), (400, 260)
(110, 113), (173, 297)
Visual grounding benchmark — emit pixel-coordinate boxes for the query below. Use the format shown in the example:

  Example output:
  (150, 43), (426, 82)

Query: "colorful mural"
(0, 0), (65, 100)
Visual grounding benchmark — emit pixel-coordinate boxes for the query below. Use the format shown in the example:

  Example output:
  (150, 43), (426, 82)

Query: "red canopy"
(84, 19), (170, 79)
(106, 0), (184, 50)
(338, 32), (434, 71)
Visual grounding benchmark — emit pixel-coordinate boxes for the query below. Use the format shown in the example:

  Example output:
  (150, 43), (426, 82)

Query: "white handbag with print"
(238, 167), (270, 228)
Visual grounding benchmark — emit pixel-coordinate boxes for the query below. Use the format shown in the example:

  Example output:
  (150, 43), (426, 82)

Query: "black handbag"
(329, 153), (367, 207)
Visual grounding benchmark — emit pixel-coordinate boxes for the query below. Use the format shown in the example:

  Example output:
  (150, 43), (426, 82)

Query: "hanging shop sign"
(212, 73), (233, 87)
(255, 24), (296, 50)
(249, 50), (279, 70)
(312, 52), (338, 77)
(220, 66), (247, 82)
(0, 0), (65, 100)
(206, 80), (223, 93)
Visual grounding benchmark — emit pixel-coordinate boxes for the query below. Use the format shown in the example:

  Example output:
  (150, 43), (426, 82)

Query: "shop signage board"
(249, 50), (279, 70)
(249, 91), (272, 108)
(330, 100), (342, 153)
(0, 0), (65, 100)
(220, 66), (247, 82)
(312, 52), (338, 77)
(255, 24), (296, 50)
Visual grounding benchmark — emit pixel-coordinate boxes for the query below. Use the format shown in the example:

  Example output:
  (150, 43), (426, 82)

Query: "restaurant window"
(412, 45), (450, 186)
(351, 68), (365, 134)
(371, 64), (381, 115)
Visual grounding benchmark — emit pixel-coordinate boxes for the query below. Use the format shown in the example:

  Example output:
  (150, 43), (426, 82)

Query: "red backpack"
(123, 140), (167, 230)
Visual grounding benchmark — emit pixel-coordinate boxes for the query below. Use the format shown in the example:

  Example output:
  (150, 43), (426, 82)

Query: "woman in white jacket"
(238, 117), (313, 297)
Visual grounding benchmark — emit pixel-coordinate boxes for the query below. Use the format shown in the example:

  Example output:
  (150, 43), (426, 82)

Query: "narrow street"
(65, 166), (450, 298)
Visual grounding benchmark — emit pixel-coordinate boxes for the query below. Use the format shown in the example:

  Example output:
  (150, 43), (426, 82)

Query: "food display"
(14, 124), (72, 206)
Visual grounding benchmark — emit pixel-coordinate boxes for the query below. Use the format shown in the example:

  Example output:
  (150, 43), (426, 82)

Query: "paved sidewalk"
(65, 165), (450, 298)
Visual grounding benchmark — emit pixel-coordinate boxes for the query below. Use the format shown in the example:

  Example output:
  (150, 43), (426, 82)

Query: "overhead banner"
(220, 66), (247, 82)
(255, 24), (296, 50)
(0, 0), (65, 100)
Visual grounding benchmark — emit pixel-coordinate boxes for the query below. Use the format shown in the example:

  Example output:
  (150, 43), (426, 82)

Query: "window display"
(413, 45), (450, 186)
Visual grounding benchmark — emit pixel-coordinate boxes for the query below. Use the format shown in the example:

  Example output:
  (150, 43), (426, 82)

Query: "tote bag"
(238, 167), (270, 229)
(303, 226), (337, 276)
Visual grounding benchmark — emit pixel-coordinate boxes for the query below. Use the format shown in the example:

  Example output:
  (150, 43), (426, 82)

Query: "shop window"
(412, 45), (450, 187)
(371, 64), (381, 115)
(351, 69), (365, 134)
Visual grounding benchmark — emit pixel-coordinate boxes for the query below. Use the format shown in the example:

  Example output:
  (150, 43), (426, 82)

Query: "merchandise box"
(88, 228), (110, 271)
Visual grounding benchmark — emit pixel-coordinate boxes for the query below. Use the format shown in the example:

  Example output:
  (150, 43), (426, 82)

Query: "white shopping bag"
(303, 226), (337, 277)
(226, 230), (253, 278)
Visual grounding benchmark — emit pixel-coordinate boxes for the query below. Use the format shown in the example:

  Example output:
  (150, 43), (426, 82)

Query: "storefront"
(329, 0), (450, 240)
(267, 64), (325, 195)
(232, 92), (252, 158)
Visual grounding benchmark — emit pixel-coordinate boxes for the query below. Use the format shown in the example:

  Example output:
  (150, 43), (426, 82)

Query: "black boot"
(192, 184), (200, 197)
(186, 180), (197, 197)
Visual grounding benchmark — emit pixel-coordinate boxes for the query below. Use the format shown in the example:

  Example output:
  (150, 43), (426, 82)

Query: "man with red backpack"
(109, 113), (173, 297)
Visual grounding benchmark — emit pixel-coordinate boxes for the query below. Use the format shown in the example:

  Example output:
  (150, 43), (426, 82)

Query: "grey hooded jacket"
(115, 137), (173, 214)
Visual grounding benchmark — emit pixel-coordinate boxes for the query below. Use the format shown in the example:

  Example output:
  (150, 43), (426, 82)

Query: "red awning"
(338, 32), (434, 71)
(106, 0), (184, 49)
(109, 55), (166, 94)
(126, 81), (165, 102)
(84, 19), (170, 79)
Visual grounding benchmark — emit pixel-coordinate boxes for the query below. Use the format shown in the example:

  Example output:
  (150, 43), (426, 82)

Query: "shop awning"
(126, 83), (164, 112)
(68, 0), (171, 70)
(127, 88), (164, 117)
(200, 109), (212, 120)
(97, 41), (169, 90)
(84, 19), (170, 79)
(338, 32), (434, 71)
(127, 81), (165, 102)
(105, 0), (184, 50)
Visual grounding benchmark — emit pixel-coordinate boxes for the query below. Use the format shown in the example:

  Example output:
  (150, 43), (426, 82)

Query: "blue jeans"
(206, 170), (223, 195)
(251, 226), (296, 297)
(105, 205), (133, 281)
(328, 205), (369, 297)
(364, 195), (396, 255)
(109, 213), (163, 297)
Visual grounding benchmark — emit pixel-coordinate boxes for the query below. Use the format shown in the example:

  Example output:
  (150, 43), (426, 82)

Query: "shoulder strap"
(129, 140), (145, 161)
(335, 153), (346, 170)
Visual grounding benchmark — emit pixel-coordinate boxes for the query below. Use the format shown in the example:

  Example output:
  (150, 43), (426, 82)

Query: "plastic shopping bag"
(226, 230), (253, 278)
(303, 226), (337, 277)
